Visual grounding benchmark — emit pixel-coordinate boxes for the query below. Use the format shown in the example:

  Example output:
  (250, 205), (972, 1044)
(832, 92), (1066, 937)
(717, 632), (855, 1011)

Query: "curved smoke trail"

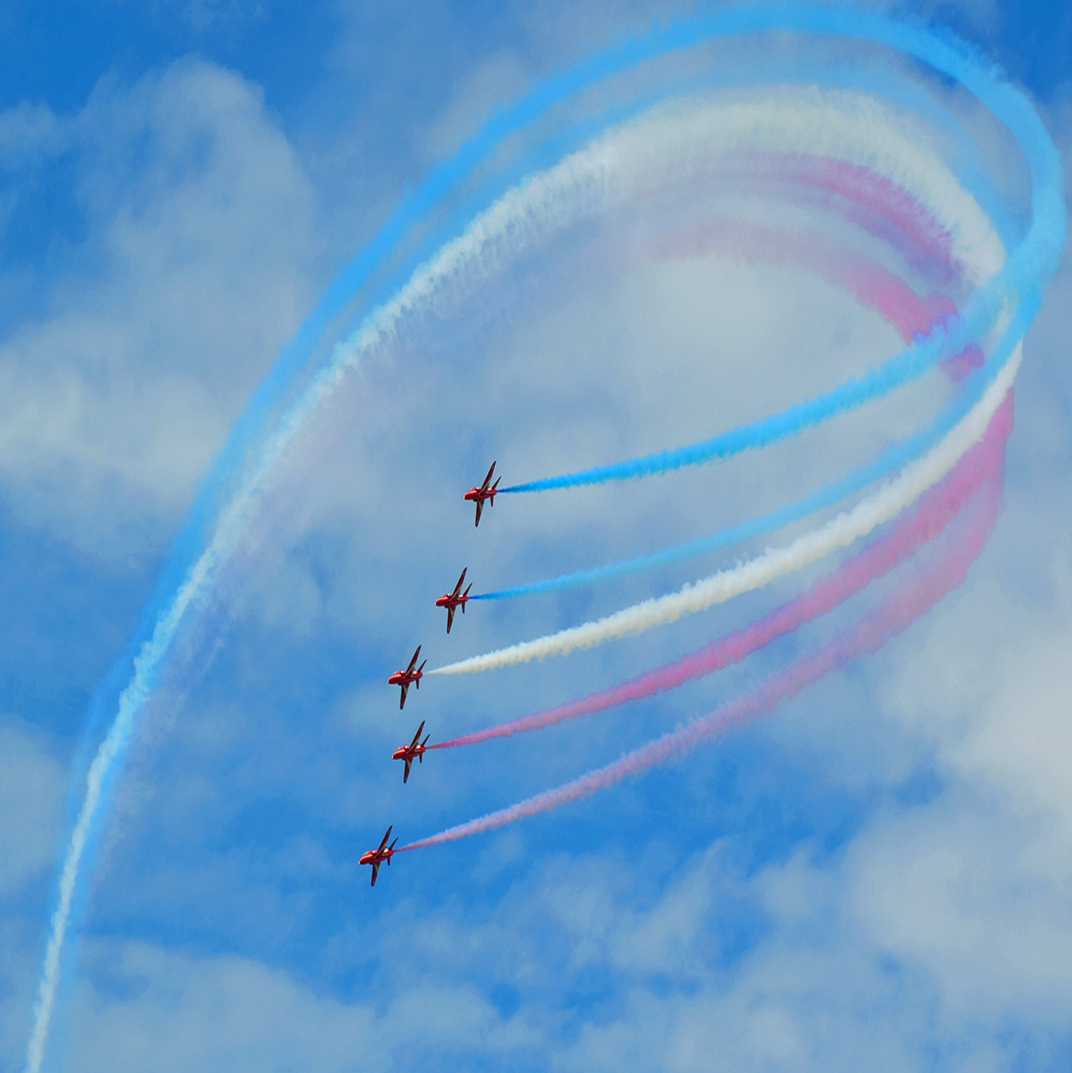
(433, 394), (1011, 749)
(28, 9), (1065, 1072)
(472, 246), (976, 605)
(440, 214), (1005, 742)
(473, 202), (991, 605)
(432, 341), (1020, 676)
(404, 466), (1005, 851)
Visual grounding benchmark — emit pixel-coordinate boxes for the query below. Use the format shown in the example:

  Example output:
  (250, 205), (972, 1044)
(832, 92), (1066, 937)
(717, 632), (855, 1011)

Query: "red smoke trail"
(651, 156), (984, 377)
(791, 156), (956, 272)
(432, 393), (1012, 751)
(842, 265), (983, 379)
(416, 154), (1005, 841)
(662, 154), (959, 276)
(435, 174), (989, 750)
(403, 455), (1005, 852)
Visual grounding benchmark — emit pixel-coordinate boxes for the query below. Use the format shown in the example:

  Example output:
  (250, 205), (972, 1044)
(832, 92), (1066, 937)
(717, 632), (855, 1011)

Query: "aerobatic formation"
(29, 6), (1064, 1068)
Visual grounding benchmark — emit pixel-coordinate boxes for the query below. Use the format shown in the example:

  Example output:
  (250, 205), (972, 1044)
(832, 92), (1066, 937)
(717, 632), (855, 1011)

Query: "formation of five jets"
(360, 462), (499, 885)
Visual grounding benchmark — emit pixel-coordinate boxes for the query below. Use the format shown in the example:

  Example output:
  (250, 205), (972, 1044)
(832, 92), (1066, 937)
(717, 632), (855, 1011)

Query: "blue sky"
(1, 2), (1070, 1072)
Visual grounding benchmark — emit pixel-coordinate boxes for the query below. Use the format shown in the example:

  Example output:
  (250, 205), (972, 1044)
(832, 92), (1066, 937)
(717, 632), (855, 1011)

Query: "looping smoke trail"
(27, 9), (1065, 1072)
(432, 343), (1020, 678)
(434, 394), (1012, 750)
(404, 468), (1004, 852)
(475, 227), (973, 605)
(477, 195), (990, 605)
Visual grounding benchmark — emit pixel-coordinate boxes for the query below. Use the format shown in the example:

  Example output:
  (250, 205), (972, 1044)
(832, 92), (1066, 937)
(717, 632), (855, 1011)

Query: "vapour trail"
(25, 96), (987, 1073)
(473, 214), (976, 605)
(434, 393), (1010, 749)
(496, 14), (1065, 497)
(27, 9), (1065, 1072)
(497, 148), (1003, 497)
(432, 341), (1019, 677)
(405, 468), (1003, 850)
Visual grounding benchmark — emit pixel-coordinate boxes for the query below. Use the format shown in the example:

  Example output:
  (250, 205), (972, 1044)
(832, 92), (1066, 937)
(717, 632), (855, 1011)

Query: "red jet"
(435, 568), (472, 633)
(387, 645), (426, 709)
(392, 721), (430, 783)
(359, 825), (397, 886)
(464, 461), (500, 527)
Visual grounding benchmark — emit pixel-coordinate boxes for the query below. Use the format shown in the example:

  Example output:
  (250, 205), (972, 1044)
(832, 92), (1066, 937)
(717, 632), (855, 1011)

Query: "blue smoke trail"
(28, 7), (1064, 1073)
(501, 316), (974, 494)
(479, 293), (1035, 600)
(495, 7), (1065, 494)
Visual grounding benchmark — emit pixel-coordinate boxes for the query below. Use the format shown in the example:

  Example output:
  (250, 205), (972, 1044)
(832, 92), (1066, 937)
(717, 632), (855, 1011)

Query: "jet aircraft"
(435, 568), (472, 633)
(388, 646), (426, 709)
(464, 461), (500, 526)
(392, 721), (431, 783)
(359, 825), (397, 886)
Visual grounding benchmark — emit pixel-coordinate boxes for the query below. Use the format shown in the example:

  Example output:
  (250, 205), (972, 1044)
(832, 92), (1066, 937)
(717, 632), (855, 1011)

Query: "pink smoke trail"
(403, 458), (1004, 852)
(650, 197), (981, 376)
(662, 153), (959, 275)
(432, 393), (1011, 750)
(843, 264), (982, 378)
(758, 155), (984, 377)
(790, 156), (956, 272)
(440, 172), (986, 728)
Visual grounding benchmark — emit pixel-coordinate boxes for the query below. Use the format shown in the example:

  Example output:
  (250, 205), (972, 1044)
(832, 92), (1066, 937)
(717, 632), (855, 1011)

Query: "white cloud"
(0, 101), (66, 171)
(67, 942), (378, 1073)
(0, 59), (319, 561)
(66, 939), (538, 1073)
(12, 11), (1072, 1073)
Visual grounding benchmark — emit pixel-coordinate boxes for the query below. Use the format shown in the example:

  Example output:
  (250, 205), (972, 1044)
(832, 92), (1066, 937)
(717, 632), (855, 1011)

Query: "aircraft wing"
(446, 606), (456, 632)
(480, 461), (496, 492)
(474, 499), (484, 527)
(370, 861), (380, 886)
(452, 569), (467, 598)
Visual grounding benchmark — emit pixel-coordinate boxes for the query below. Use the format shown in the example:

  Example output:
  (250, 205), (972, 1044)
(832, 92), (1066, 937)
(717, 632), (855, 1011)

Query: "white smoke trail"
(24, 550), (219, 1073)
(322, 89), (1001, 383)
(432, 340), (1021, 676)
(19, 89), (1006, 1073)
